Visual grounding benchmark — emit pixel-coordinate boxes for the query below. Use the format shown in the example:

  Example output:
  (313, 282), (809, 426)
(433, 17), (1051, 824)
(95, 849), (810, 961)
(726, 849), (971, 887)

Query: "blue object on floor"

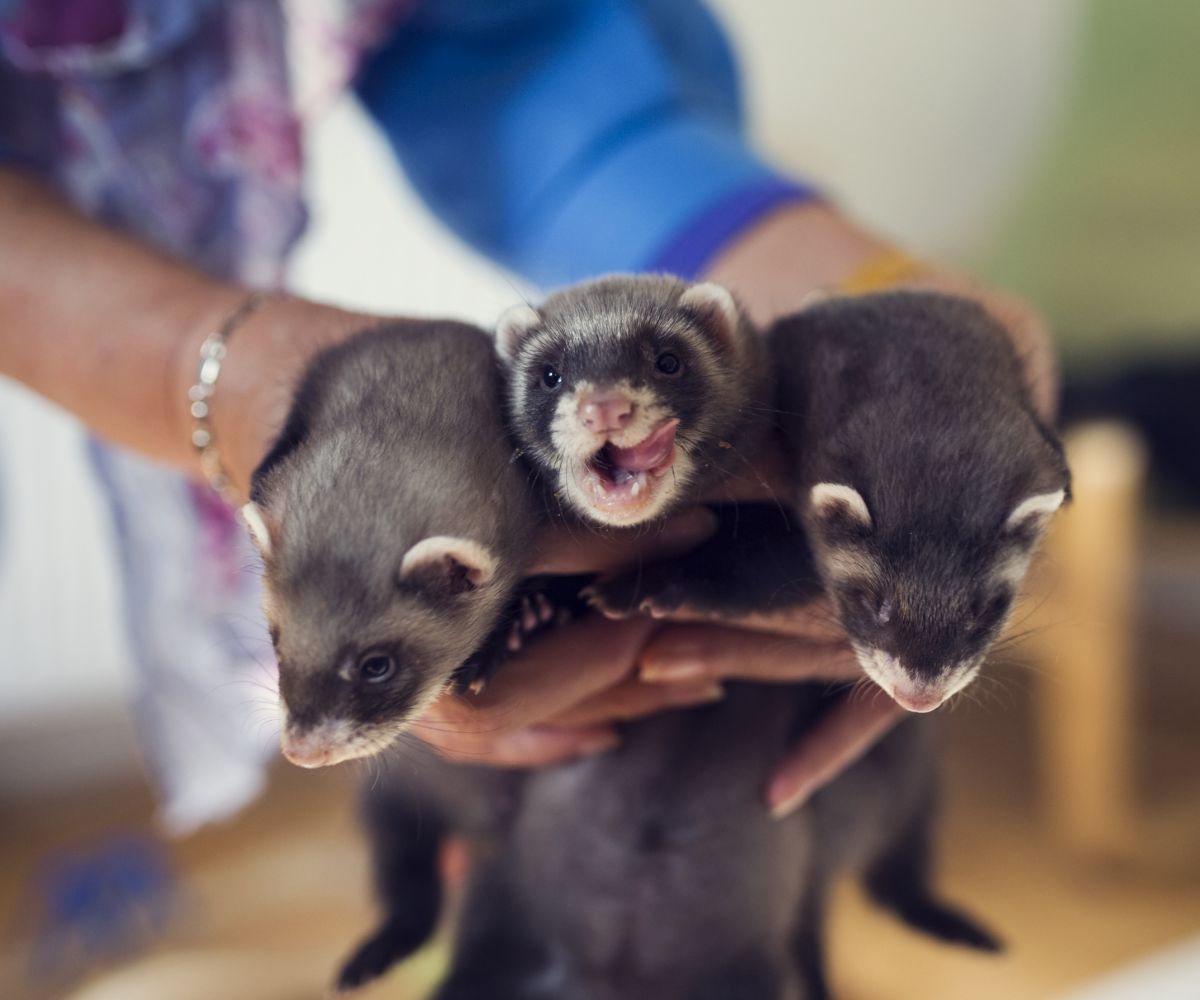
(25, 832), (178, 987)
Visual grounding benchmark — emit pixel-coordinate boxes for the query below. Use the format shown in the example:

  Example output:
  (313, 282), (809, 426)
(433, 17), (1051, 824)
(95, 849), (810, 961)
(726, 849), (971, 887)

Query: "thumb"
(766, 689), (902, 819)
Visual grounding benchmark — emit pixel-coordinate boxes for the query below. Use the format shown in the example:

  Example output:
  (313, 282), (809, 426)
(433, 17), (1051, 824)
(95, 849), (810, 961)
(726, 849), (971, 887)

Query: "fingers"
(643, 597), (845, 643)
(472, 613), (658, 717)
(549, 675), (725, 728)
(529, 506), (718, 575)
(766, 689), (903, 819)
(412, 719), (619, 768)
(409, 614), (658, 766)
(638, 623), (859, 684)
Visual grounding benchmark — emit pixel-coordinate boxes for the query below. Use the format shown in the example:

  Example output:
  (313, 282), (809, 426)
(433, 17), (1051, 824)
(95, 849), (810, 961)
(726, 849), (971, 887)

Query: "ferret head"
(805, 479), (1068, 712)
(496, 275), (759, 526)
(244, 502), (504, 767)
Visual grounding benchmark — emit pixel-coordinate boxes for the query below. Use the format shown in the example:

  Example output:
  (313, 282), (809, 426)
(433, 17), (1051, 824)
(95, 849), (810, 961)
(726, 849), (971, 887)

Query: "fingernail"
(768, 778), (815, 820)
(640, 659), (708, 683)
(663, 682), (725, 706)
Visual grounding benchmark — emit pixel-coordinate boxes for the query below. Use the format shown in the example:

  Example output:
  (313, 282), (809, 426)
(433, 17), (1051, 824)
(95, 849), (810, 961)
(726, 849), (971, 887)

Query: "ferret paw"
(896, 897), (1004, 954)
(334, 928), (404, 994)
(584, 573), (698, 621)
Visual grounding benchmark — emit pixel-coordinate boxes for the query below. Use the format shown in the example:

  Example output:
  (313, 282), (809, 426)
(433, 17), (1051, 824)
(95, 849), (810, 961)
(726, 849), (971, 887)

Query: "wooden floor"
(2, 538), (1199, 1000)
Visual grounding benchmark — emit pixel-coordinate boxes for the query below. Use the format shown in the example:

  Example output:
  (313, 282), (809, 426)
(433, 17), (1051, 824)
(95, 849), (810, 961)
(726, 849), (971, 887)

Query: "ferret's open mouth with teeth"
(577, 418), (680, 519)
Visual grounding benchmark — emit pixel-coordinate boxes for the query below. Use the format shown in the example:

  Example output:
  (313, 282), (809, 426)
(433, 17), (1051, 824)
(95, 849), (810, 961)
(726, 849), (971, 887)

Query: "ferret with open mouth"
(495, 274), (769, 527)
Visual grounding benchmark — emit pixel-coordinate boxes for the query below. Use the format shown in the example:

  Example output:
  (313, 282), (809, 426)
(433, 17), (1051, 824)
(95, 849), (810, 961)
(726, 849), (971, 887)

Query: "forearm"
(0, 169), (370, 495)
(703, 200), (1059, 416)
(0, 169), (243, 468)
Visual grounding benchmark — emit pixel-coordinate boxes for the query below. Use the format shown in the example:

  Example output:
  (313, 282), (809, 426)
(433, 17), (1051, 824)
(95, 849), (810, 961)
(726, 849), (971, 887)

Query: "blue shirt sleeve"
(356, 0), (817, 285)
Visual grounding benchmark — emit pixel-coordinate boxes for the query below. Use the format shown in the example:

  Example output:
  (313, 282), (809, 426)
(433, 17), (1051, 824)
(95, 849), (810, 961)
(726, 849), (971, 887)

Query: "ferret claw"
(521, 598), (538, 633)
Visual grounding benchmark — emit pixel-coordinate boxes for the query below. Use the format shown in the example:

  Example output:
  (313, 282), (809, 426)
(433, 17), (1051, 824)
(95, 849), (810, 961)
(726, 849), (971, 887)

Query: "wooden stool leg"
(1032, 421), (1147, 858)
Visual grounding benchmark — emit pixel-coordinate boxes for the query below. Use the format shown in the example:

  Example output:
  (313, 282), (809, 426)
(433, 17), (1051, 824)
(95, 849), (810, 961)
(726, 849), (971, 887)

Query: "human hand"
(636, 603), (901, 819)
(409, 507), (731, 767)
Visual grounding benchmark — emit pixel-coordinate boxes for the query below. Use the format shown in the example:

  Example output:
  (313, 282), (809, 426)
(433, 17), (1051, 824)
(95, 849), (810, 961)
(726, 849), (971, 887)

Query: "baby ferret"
(775, 292), (1070, 712)
(495, 274), (769, 526)
(339, 682), (998, 998)
(242, 321), (539, 768)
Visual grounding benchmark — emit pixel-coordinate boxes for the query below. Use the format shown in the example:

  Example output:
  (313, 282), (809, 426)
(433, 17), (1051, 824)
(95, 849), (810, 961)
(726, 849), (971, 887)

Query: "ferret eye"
(359, 653), (396, 684)
(971, 592), (1012, 635)
(655, 352), (681, 376)
(541, 365), (563, 390)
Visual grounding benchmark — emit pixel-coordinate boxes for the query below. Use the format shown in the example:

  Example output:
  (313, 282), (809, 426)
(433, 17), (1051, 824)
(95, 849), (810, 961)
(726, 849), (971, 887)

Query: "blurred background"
(1, 1), (1197, 997)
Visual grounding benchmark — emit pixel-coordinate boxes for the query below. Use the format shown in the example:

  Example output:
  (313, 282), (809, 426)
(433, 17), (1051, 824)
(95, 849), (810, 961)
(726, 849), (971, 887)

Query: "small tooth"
(536, 593), (554, 622)
(521, 600), (538, 632)
(468, 677), (487, 696)
(630, 480), (642, 497)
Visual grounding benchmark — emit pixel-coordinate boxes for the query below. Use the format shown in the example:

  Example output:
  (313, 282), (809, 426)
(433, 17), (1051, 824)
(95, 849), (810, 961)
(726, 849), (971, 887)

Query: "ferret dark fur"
(774, 292), (1070, 711)
(340, 681), (998, 998)
(495, 274), (769, 527)
(243, 321), (539, 768)
(591, 291), (1070, 713)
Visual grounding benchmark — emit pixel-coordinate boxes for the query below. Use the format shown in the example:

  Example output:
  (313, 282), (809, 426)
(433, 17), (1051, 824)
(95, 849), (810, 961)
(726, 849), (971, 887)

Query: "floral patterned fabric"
(0, 0), (410, 832)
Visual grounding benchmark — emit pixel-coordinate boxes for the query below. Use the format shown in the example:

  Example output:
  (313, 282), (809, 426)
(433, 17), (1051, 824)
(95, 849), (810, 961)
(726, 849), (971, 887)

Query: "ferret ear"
(678, 282), (744, 353)
(495, 303), (542, 364)
(1004, 488), (1066, 538)
(399, 535), (498, 596)
(808, 483), (873, 536)
(240, 502), (276, 558)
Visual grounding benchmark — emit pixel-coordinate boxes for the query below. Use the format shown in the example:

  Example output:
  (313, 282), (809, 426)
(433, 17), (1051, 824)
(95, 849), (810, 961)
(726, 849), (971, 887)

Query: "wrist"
(167, 282), (259, 482)
(702, 201), (1057, 418)
(194, 294), (377, 499)
(702, 201), (890, 324)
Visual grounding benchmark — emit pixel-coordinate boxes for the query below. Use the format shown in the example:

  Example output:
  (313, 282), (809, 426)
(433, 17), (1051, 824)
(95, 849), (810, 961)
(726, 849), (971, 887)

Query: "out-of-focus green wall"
(974, 0), (1200, 368)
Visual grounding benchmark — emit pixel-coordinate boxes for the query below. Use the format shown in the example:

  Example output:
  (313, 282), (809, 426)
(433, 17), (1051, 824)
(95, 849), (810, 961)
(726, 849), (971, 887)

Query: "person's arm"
(0, 167), (725, 768)
(703, 199), (1058, 415)
(0, 168), (367, 493)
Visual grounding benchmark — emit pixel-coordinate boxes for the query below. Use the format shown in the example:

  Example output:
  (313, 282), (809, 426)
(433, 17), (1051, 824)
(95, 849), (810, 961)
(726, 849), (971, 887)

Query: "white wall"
(0, 1), (1084, 739)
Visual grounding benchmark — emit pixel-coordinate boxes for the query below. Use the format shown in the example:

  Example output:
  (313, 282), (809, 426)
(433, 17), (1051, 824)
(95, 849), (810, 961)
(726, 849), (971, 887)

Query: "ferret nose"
(579, 391), (634, 433)
(891, 682), (944, 713)
(281, 724), (337, 768)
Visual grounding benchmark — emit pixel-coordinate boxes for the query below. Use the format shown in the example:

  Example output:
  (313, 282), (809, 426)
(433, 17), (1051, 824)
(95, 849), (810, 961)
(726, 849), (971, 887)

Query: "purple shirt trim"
(647, 177), (819, 281)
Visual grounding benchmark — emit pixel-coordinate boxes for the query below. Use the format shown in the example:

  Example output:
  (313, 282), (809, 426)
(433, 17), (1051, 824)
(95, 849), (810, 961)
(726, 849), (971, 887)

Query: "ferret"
(588, 291), (1070, 714)
(495, 274), (769, 526)
(774, 292), (1070, 712)
(242, 321), (539, 768)
(338, 681), (998, 998)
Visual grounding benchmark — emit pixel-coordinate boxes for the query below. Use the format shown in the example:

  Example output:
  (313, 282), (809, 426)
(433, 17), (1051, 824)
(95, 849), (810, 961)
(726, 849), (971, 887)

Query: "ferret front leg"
(586, 503), (822, 620)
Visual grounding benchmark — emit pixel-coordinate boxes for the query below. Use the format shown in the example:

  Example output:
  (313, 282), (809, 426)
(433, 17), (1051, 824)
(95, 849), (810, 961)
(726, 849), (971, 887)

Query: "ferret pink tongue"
(607, 419), (678, 476)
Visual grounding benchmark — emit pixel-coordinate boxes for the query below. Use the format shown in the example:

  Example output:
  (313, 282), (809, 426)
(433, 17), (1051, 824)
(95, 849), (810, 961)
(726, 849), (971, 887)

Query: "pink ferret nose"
(891, 682), (944, 714)
(579, 391), (634, 433)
